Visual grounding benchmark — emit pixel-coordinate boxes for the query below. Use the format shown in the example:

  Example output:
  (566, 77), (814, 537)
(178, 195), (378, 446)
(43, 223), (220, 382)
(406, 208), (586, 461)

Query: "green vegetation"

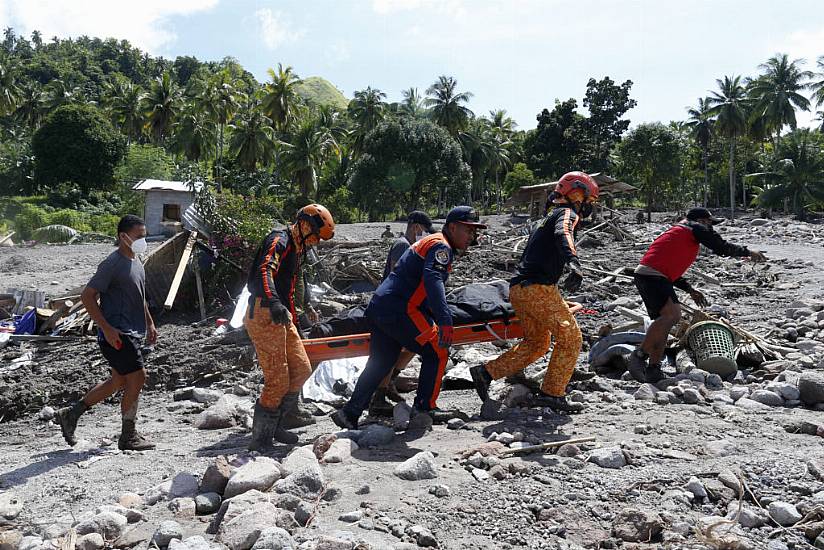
(0, 25), (822, 241)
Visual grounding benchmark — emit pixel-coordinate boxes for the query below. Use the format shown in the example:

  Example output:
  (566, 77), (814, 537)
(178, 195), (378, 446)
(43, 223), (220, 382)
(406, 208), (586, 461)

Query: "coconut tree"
(43, 79), (81, 111)
(400, 87), (426, 118)
(103, 78), (145, 144)
(487, 109), (516, 140)
(143, 72), (182, 145)
(281, 116), (340, 199)
(747, 54), (812, 145)
(196, 71), (243, 182)
(425, 75), (473, 137)
(810, 56), (824, 117)
(748, 129), (824, 220)
(707, 75), (748, 219)
(174, 106), (216, 163)
(14, 83), (45, 131)
(685, 97), (714, 205)
(229, 106), (276, 173)
(348, 86), (386, 154)
(0, 55), (20, 116)
(261, 63), (302, 133)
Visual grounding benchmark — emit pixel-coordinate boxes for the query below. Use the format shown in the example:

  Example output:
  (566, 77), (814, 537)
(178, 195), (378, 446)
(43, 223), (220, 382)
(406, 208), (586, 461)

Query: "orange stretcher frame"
(302, 302), (582, 366)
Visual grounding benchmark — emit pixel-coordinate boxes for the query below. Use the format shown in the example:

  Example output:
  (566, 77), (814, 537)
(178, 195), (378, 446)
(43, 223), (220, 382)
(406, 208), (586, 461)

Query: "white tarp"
(302, 356), (369, 404)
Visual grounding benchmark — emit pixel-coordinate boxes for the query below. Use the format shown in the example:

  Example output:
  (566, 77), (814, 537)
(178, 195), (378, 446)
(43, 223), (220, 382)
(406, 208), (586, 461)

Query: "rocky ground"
(2, 211), (824, 550)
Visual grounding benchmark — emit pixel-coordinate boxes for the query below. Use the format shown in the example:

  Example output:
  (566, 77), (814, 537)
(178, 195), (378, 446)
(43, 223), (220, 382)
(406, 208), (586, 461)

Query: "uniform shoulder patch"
(435, 248), (450, 265)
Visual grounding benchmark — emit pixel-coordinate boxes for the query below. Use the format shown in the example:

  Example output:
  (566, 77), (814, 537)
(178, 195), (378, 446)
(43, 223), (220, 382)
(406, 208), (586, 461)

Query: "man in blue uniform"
(332, 206), (486, 429)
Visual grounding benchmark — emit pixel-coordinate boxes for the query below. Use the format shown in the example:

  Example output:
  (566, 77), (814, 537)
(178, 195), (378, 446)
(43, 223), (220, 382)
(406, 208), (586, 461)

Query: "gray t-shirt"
(87, 250), (147, 335)
(383, 236), (411, 280)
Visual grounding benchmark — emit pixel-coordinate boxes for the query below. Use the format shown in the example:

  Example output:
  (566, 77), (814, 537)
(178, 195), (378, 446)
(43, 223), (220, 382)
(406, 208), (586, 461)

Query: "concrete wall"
(143, 190), (194, 236)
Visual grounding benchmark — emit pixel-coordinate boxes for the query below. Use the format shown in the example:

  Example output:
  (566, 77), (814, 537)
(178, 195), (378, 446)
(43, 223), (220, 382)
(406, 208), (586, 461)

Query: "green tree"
(195, 70), (243, 183)
(173, 105), (216, 163)
(114, 143), (174, 184)
(261, 63), (302, 133)
(615, 122), (682, 220)
(32, 103), (126, 191)
(808, 55), (824, 127)
(686, 97), (714, 205)
(229, 106), (276, 173)
(400, 87), (426, 118)
(523, 99), (587, 179)
(425, 75), (473, 137)
(747, 54), (812, 144)
(581, 76), (637, 171)
(143, 71), (181, 145)
(749, 129), (824, 220)
(102, 76), (145, 144)
(14, 82), (45, 130)
(43, 79), (82, 111)
(503, 162), (535, 196)
(487, 109), (516, 140)
(348, 86), (387, 154)
(0, 54), (20, 115)
(281, 115), (340, 199)
(707, 75), (749, 218)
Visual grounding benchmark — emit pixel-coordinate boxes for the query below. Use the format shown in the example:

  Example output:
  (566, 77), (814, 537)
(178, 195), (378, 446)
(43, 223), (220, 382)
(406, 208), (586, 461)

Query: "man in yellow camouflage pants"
(470, 172), (599, 413)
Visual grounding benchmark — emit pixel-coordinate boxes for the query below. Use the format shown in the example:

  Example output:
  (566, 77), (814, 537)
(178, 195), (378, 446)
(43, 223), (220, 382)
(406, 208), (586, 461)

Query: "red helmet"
(554, 171), (599, 203)
(297, 204), (335, 240)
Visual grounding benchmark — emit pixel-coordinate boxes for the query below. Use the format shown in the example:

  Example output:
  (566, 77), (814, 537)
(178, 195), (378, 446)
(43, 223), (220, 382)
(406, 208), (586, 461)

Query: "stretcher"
(302, 302), (582, 366)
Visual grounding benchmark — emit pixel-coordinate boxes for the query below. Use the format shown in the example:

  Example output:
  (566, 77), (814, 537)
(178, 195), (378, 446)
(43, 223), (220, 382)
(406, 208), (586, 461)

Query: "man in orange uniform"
(470, 172), (599, 413)
(245, 204), (335, 451)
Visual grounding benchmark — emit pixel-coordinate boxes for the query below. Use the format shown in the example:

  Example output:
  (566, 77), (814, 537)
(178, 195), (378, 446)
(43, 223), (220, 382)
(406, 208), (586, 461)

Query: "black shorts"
(98, 333), (145, 375)
(634, 274), (679, 320)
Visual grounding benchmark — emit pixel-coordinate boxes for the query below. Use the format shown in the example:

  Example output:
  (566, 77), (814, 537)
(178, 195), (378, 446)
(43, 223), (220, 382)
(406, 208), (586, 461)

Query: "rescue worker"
(56, 215), (157, 450)
(628, 207), (766, 382)
(370, 210), (436, 416)
(245, 204), (335, 451)
(469, 171), (600, 413)
(381, 225), (394, 239)
(332, 206), (486, 429)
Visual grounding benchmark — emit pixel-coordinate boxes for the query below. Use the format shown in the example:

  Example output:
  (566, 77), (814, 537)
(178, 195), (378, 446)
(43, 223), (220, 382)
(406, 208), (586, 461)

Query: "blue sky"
(2, 0), (823, 129)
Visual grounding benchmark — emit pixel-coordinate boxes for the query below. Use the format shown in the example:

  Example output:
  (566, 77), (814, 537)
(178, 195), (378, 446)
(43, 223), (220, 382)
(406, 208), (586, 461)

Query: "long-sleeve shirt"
(511, 205), (579, 286)
(246, 229), (300, 318)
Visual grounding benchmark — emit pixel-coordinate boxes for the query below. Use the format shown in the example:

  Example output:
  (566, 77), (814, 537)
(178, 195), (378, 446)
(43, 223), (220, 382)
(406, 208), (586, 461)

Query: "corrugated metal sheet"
(133, 179), (204, 193)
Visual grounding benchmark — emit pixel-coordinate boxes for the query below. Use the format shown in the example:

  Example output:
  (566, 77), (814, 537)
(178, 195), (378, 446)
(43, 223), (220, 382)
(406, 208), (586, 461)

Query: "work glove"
(689, 289), (709, 308)
(269, 302), (292, 325)
(562, 259), (584, 293)
(438, 325), (454, 349)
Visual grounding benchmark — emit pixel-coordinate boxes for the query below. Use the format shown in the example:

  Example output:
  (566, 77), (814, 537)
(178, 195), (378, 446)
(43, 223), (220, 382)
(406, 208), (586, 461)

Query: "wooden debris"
(499, 436), (597, 456)
(0, 231), (15, 245)
(164, 230), (198, 310)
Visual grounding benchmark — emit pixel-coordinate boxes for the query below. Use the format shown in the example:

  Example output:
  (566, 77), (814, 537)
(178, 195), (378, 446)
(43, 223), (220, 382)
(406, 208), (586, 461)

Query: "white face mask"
(123, 234), (148, 254)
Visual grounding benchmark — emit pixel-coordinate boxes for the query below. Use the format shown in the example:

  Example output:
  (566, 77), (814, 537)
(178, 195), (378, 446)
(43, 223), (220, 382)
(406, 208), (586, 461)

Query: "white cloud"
(775, 26), (824, 67)
(0, 0), (218, 54)
(325, 40), (351, 64)
(255, 8), (303, 50)
(371, 0), (466, 17)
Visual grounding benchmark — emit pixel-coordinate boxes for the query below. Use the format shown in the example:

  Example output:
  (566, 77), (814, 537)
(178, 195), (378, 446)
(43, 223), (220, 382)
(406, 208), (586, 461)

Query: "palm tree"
(0, 55), (20, 116)
(103, 78), (145, 144)
(748, 129), (824, 220)
(425, 75), (474, 137)
(747, 54), (812, 145)
(174, 106), (216, 163)
(229, 107), (276, 173)
(400, 87), (426, 118)
(143, 72), (182, 145)
(261, 63), (302, 133)
(348, 86), (386, 154)
(196, 71), (243, 181)
(487, 109), (516, 140)
(43, 79), (81, 111)
(707, 75), (748, 219)
(810, 55), (824, 113)
(281, 116), (340, 199)
(685, 97), (714, 205)
(14, 83), (45, 131)
(458, 119), (495, 205)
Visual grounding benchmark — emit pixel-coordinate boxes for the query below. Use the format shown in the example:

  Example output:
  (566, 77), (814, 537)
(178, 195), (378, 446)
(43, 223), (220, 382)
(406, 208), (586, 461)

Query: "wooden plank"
(499, 436), (596, 456)
(164, 230), (198, 310)
(0, 231), (15, 245)
(194, 251), (207, 321)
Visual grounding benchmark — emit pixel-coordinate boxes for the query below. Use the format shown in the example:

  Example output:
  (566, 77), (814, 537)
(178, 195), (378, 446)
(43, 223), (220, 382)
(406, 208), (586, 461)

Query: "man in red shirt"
(629, 208), (766, 382)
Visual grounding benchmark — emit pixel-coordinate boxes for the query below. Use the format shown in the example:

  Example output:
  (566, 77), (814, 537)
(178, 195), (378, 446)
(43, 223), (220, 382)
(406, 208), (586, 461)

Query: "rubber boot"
(645, 363), (666, 384)
(249, 401), (281, 452)
(533, 392), (586, 413)
(56, 400), (89, 446)
(470, 365), (493, 402)
(368, 388), (394, 417)
(280, 392), (316, 429)
(627, 348), (649, 382)
(118, 419), (156, 451)
(331, 408), (359, 430)
(273, 393), (299, 445)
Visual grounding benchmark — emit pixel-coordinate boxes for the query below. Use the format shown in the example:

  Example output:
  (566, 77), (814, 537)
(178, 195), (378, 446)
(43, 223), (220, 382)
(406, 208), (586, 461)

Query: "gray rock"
(169, 498), (196, 519)
(168, 536), (217, 550)
(192, 388), (223, 404)
(225, 457), (281, 498)
(76, 533), (104, 550)
(218, 502), (284, 550)
(394, 451), (438, 481)
(750, 218), (770, 226)
(718, 470), (741, 495)
(446, 418), (465, 430)
(145, 472), (199, 505)
(767, 501), (802, 526)
(201, 456), (234, 495)
(633, 384), (658, 401)
(18, 536), (42, 550)
(429, 485), (450, 498)
(799, 372), (824, 405)
(556, 444), (581, 457)
(688, 369), (708, 383)
(737, 505), (768, 528)
(406, 524), (438, 548)
(392, 402), (412, 431)
(313, 536), (354, 550)
(95, 504), (143, 524)
(588, 447), (627, 469)
(279, 446), (317, 476)
(195, 493), (222, 515)
(0, 531), (22, 550)
(682, 388), (702, 404)
(152, 521), (184, 549)
(194, 397), (238, 429)
(274, 494), (301, 512)
(735, 397), (772, 411)
(323, 439), (358, 464)
(338, 511), (362, 523)
(117, 492), (143, 509)
(75, 512), (129, 540)
(612, 508), (664, 542)
(808, 459), (824, 481)
(357, 424), (395, 447)
(496, 432), (515, 445)
(471, 468), (490, 481)
(729, 386), (749, 402)
(705, 373), (723, 389)
(37, 406), (55, 421)
(767, 382), (800, 402)
(815, 533), (824, 550)
(750, 389), (784, 407)
(0, 492), (23, 520)
(274, 450), (325, 500)
(685, 477), (707, 500)
(250, 527), (295, 550)
(293, 500), (313, 527)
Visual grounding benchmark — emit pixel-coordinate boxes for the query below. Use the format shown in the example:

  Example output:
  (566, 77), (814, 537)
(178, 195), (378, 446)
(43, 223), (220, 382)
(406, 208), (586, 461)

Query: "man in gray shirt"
(56, 215), (158, 451)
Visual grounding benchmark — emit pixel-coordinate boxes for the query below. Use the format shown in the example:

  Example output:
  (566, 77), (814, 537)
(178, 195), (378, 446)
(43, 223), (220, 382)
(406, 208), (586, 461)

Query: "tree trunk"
(703, 147), (709, 206)
(728, 137), (736, 220)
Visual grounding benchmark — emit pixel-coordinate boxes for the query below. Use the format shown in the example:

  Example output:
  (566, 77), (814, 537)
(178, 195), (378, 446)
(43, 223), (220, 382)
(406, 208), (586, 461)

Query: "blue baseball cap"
(445, 206), (487, 229)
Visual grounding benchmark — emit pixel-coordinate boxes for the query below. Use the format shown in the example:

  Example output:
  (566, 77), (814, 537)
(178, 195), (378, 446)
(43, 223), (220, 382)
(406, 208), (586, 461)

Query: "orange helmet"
(554, 171), (599, 203)
(297, 204), (335, 240)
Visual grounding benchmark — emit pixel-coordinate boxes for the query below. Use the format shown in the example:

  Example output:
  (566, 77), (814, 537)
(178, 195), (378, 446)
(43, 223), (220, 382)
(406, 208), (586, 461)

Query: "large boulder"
(144, 472), (199, 505)
(224, 458), (281, 499)
(612, 508), (664, 542)
(201, 456), (234, 495)
(74, 512), (128, 540)
(799, 372), (824, 405)
(274, 448), (325, 500)
(217, 503), (285, 550)
(394, 452), (439, 481)
(250, 528), (295, 550)
(588, 447), (627, 469)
